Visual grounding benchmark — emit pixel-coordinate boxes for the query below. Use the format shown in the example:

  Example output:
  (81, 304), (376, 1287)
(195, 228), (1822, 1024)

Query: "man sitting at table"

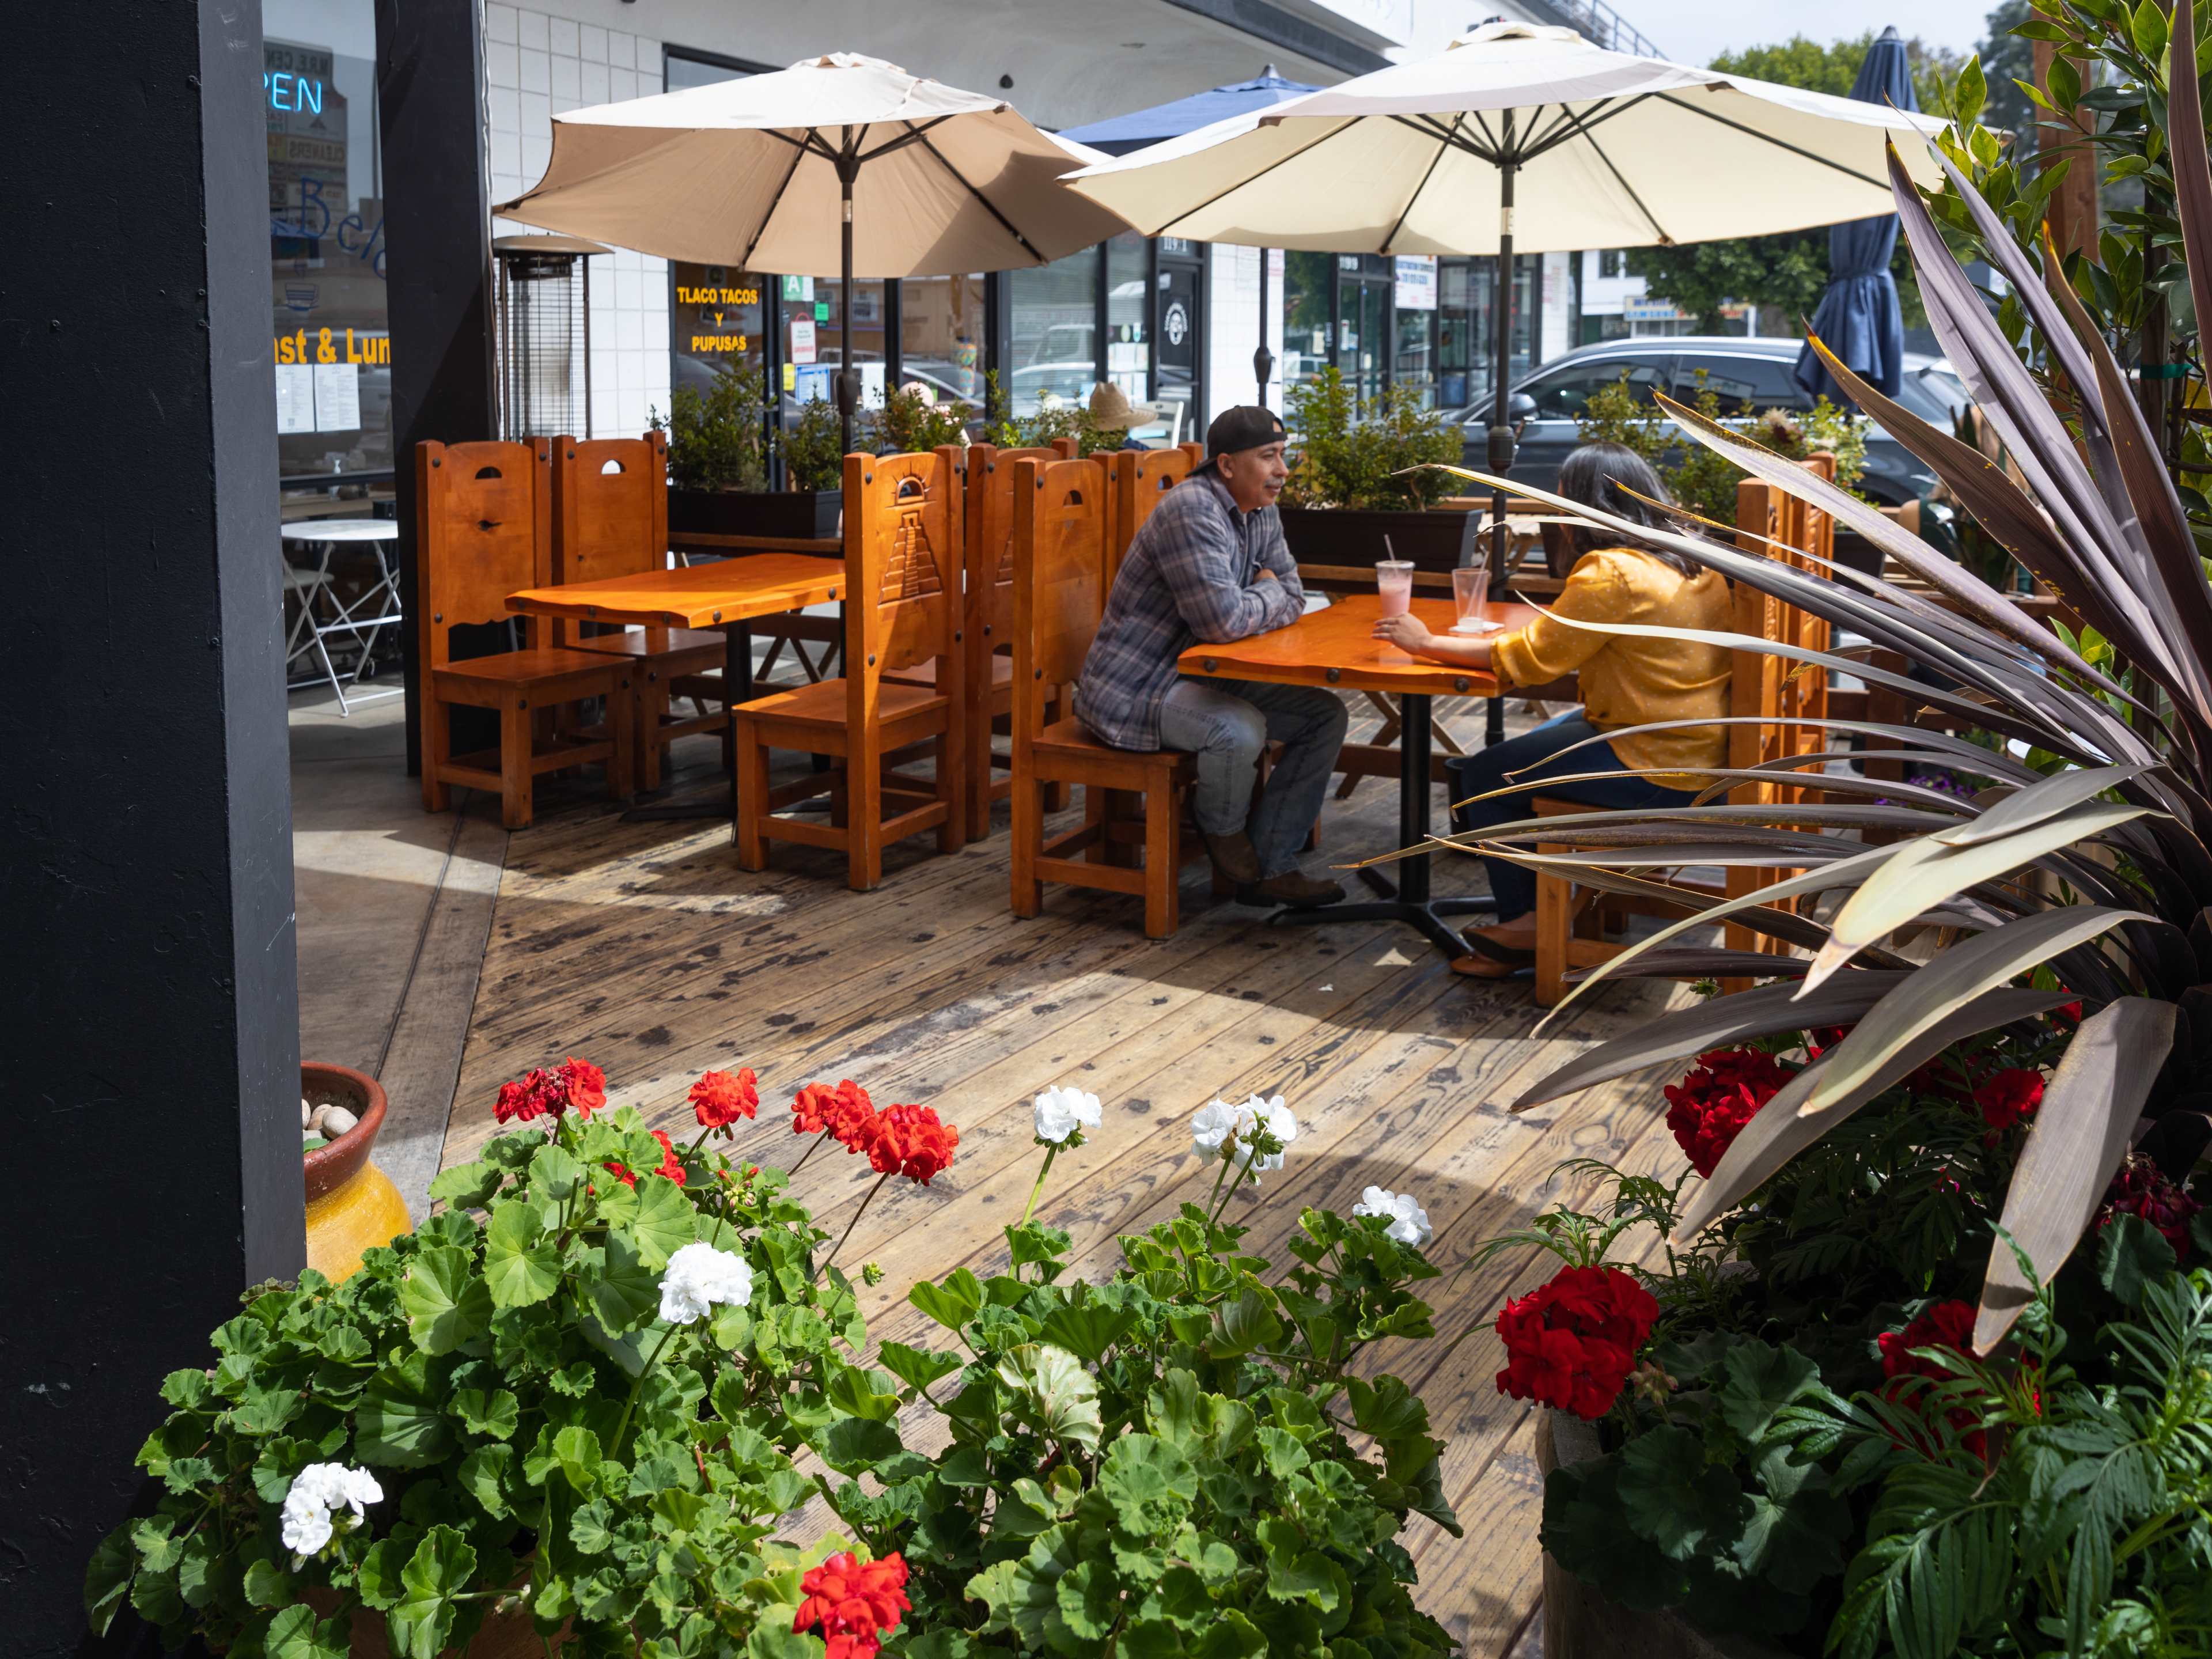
(1074, 406), (1349, 909)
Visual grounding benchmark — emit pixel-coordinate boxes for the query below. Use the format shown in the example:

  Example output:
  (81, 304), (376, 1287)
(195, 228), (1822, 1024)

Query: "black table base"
(620, 619), (751, 824)
(1269, 691), (1493, 957)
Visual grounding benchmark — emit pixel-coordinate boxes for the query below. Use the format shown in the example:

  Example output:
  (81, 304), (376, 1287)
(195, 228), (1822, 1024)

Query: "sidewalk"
(289, 686), (505, 1219)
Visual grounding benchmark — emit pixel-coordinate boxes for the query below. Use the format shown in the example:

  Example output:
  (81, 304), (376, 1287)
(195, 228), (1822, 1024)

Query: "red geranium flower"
(867, 1105), (959, 1184)
(690, 1067), (759, 1132)
(603, 1160), (637, 1189)
(1878, 1299), (1990, 1459)
(1664, 1047), (1794, 1177)
(793, 1551), (910, 1654)
(2100, 1154), (2200, 1259)
(1973, 1068), (2043, 1133)
(1806, 1025), (1854, 1060)
(558, 1057), (606, 1116)
(651, 1128), (685, 1187)
(1494, 1265), (1658, 1420)
(794, 1080), (880, 1152)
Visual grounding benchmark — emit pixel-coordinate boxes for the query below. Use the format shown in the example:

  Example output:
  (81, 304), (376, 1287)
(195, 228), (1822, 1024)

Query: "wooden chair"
(732, 446), (967, 891)
(950, 440), (1075, 839)
(551, 433), (729, 793)
(1010, 455), (1204, 940)
(1104, 441), (1206, 586)
(1530, 460), (1836, 1005)
(416, 439), (633, 830)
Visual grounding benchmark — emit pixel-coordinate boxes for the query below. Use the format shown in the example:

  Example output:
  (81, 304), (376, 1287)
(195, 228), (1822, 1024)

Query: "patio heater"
(493, 234), (610, 440)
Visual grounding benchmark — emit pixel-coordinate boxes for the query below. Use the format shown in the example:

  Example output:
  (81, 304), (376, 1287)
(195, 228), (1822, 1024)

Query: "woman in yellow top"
(1372, 443), (1733, 979)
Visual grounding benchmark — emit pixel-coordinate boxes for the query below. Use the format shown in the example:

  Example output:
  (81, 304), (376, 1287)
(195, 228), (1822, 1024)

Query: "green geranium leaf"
(84, 1522), (136, 1635)
(354, 1538), (408, 1610)
(387, 1527), (476, 1659)
(1736, 1448), (1851, 1595)
(427, 1160), (503, 1210)
(401, 1247), (491, 1355)
(1188, 1609), (1266, 1658)
(823, 1416), (904, 1474)
(451, 1388), (518, 1441)
(571, 1498), (616, 1554)
(626, 1175), (696, 1270)
(997, 1344), (1103, 1452)
(1037, 1302), (1138, 1365)
(1206, 1290), (1281, 1359)
(529, 1141), (586, 1201)
(1054, 1558), (1122, 1642)
(1617, 1426), (1751, 1561)
(590, 1231), (660, 1334)
(1715, 1342), (1821, 1446)
(1099, 1434), (1199, 1537)
(1006, 1221), (1073, 1274)
(243, 1557), (293, 1610)
(263, 1605), (350, 1659)
(877, 1340), (961, 1395)
(457, 1446), (513, 1519)
(482, 1202), (562, 1310)
(1268, 1550), (1349, 1622)
(909, 1268), (985, 1332)
(826, 1365), (903, 1422)
(356, 1356), (453, 1468)
(1344, 1375), (1427, 1442)
(554, 1426), (604, 1493)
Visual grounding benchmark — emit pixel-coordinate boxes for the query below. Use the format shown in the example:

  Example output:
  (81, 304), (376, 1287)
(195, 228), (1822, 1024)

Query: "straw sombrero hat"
(1087, 381), (1135, 429)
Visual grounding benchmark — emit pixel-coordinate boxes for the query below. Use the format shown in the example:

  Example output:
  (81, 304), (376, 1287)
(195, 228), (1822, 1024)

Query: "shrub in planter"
(1278, 368), (1459, 513)
(88, 1067), (1460, 1658)
(657, 363), (839, 540)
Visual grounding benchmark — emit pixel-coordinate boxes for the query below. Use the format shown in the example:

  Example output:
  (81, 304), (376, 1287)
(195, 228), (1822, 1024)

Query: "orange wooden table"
(1179, 592), (1539, 956)
(508, 555), (846, 826)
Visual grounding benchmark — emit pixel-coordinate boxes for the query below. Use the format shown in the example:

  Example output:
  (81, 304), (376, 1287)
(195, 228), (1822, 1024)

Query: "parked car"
(1453, 335), (1972, 509)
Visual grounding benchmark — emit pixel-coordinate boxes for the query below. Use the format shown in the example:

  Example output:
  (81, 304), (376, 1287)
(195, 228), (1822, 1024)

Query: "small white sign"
(1393, 255), (1437, 311)
(312, 361), (360, 431)
(274, 363), (314, 434)
(790, 318), (816, 365)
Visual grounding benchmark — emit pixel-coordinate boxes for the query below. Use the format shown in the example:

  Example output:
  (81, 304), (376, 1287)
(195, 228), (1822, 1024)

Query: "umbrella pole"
(1254, 247), (1274, 410)
(1484, 144), (1517, 750)
(836, 131), (859, 453)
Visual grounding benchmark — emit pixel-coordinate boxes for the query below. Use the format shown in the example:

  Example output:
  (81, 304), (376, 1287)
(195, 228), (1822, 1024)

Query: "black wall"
(377, 0), (498, 774)
(0, 4), (302, 1655)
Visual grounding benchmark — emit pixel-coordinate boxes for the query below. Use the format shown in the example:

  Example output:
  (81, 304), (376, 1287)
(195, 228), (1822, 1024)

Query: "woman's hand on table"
(1372, 613), (1434, 653)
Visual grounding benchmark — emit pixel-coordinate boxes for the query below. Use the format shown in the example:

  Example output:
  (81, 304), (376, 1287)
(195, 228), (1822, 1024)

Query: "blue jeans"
(1445, 713), (1698, 924)
(1158, 677), (1349, 877)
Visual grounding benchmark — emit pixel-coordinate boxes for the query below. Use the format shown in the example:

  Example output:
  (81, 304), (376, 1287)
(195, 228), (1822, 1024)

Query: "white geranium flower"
(1191, 1098), (1242, 1156)
(1033, 1085), (1103, 1146)
(1230, 1094), (1297, 1176)
(1352, 1185), (1434, 1248)
(281, 1463), (383, 1556)
(658, 1240), (755, 1325)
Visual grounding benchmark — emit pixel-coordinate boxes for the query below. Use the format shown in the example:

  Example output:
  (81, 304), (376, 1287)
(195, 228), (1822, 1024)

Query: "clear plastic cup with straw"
(1451, 560), (1499, 634)
(1376, 535), (1414, 618)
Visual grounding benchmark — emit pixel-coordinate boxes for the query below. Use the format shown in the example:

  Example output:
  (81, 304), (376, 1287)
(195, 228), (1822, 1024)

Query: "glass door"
(1156, 252), (1203, 438)
(1335, 275), (1387, 415)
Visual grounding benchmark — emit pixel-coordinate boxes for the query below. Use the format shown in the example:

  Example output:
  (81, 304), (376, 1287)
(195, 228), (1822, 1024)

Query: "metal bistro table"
(1178, 591), (1539, 957)
(282, 518), (402, 713)
(506, 555), (845, 829)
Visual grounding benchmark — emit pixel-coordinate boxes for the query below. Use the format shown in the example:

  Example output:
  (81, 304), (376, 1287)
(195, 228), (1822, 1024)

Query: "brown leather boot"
(1203, 829), (1264, 885)
(1237, 870), (1347, 909)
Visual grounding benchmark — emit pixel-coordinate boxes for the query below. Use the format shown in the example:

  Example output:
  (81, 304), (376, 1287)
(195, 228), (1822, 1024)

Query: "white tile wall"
(486, 2), (670, 442)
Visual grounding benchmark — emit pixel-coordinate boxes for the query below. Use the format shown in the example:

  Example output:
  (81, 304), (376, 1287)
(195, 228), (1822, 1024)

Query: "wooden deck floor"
(438, 741), (1691, 1656)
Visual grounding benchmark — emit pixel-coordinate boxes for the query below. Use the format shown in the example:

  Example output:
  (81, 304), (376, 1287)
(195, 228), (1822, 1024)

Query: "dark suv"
(1456, 335), (1971, 509)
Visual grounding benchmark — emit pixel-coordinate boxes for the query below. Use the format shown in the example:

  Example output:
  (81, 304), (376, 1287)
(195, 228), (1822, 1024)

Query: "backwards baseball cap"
(1206, 404), (1286, 463)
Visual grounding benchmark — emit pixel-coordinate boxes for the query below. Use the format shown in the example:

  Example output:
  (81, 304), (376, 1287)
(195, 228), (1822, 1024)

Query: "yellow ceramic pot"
(302, 1062), (412, 1283)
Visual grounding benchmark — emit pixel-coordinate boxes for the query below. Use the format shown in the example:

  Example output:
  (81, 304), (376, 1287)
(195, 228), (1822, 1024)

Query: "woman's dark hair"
(1556, 441), (1706, 578)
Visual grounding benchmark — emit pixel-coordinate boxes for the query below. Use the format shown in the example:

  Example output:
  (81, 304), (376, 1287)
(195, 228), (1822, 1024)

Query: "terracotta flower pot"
(302, 1062), (411, 1284)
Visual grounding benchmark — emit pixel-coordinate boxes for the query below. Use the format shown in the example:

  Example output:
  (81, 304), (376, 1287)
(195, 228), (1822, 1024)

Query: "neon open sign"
(265, 71), (325, 114)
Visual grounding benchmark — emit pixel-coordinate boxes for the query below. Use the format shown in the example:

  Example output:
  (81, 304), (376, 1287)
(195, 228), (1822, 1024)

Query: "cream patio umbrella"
(496, 52), (1129, 448)
(1064, 21), (1948, 574)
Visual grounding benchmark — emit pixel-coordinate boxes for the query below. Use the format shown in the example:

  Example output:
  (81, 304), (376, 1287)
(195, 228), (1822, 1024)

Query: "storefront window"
(1392, 255), (1437, 410)
(267, 26), (388, 484)
(900, 274), (986, 417)
(785, 274), (887, 418)
(1007, 247), (1100, 416)
(1154, 238), (1202, 433)
(1105, 233), (1150, 402)
(1437, 255), (1539, 411)
(671, 267), (767, 403)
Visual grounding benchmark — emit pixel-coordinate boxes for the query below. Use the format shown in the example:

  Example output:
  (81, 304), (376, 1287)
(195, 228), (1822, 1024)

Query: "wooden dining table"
(507, 554), (844, 827)
(1178, 591), (1540, 957)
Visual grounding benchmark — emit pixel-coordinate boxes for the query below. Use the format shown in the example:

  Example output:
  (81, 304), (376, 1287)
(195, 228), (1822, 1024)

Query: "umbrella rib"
(1391, 112), (1498, 165)
(1380, 113), (1461, 253)
(1518, 94), (1651, 162)
(857, 115), (955, 164)
(738, 136), (813, 272)
(1151, 118), (1362, 240)
(905, 123), (1051, 263)
(1552, 107), (1673, 245)
(1652, 93), (1891, 190)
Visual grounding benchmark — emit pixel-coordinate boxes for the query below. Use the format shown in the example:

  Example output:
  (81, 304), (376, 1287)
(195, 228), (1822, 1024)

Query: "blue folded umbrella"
(1060, 66), (1319, 154)
(1794, 28), (1916, 406)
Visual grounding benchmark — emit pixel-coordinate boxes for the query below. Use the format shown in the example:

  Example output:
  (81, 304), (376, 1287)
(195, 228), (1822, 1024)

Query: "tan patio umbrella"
(497, 52), (1128, 446)
(1063, 21), (1948, 578)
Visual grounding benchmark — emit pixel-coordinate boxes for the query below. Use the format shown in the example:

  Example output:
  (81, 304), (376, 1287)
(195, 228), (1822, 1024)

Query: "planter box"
(1278, 505), (1479, 591)
(668, 486), (840, 542)
(1536, 1412), (1798, 1659)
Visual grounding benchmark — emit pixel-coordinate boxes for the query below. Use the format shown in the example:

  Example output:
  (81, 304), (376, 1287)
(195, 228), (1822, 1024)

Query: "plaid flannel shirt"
(1074, 468), (1306, 751)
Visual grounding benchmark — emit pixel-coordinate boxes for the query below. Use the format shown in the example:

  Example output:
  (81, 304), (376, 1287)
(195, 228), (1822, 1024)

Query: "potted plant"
(301, 1062), (412, 1285)
(655, 361), (840, 540)
(86, 1063), (1463, 1657)
(1275, 366), (1471, 578)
